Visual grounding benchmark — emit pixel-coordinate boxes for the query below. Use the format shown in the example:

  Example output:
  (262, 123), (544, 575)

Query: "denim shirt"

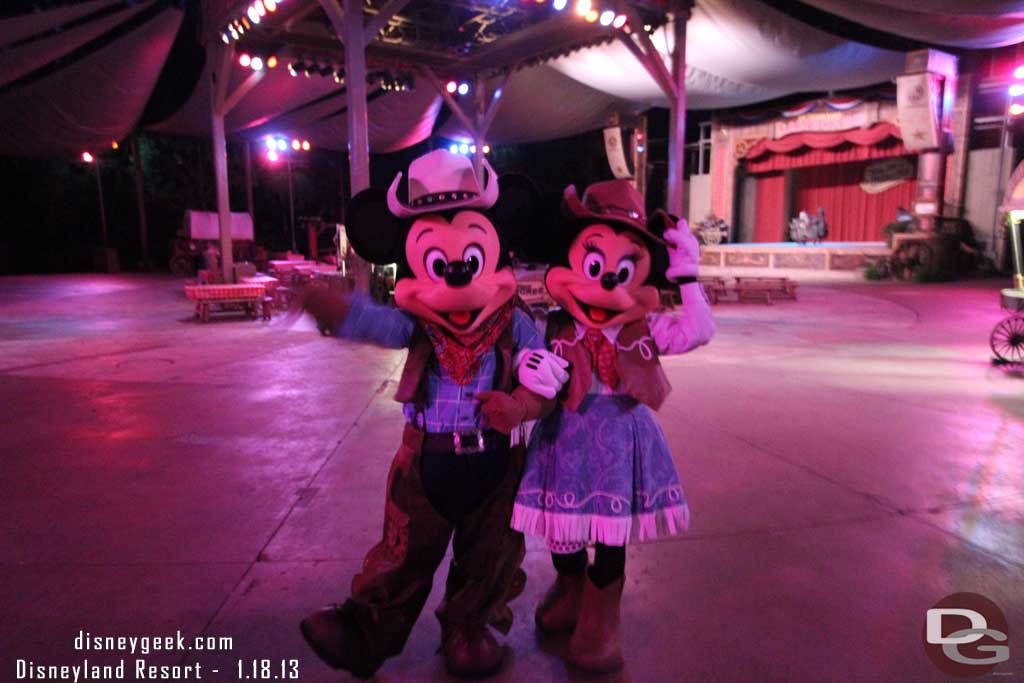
(338, 295), (543, 432)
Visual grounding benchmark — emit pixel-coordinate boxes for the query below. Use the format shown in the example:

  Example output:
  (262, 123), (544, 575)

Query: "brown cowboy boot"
(535, 573), (585, 634)
(567, 574), (624, 672)
(299, 602), (384, 679)
(443, 623), (504, 678)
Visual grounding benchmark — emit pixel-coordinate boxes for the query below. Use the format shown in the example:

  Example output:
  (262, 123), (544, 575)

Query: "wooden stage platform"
(700, 241), (891, 280)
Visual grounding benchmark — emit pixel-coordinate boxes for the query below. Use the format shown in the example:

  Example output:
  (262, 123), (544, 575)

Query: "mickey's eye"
(424, 248), (447, 282)
(463, 244), (485, 277)
(583, 252), (605, 280)
(616, 258), (637, 285)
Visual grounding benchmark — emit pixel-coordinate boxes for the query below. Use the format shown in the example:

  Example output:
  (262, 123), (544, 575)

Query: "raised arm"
(651, 223), (715, 355)
(301, 288), (414, 350)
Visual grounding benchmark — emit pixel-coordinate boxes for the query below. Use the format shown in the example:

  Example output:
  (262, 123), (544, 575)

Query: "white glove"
(663, 222), (701, 281)
(515, 348), (570, 399)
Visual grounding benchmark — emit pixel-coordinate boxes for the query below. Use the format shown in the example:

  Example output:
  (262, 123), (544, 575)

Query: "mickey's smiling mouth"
(442, 308), (483, 329)
(572, 296), (622, 324)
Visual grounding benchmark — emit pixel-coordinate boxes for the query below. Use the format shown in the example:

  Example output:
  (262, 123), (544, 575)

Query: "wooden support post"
(208, 42), (235, 283)
(130, 134), (149, 267)
(666, 4), (690, 218)
(322, 0), (371, 195)
(473, 74), (486, 179)
(244, 140), (254, 218)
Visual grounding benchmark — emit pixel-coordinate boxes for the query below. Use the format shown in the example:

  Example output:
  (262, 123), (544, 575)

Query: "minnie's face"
(394, 210), (516, 335)
(545, 223), (660, 330)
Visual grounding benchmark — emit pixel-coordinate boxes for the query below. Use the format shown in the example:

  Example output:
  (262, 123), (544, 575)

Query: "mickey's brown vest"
(546, 310), (671, 411)
(393, 323), (516, 407)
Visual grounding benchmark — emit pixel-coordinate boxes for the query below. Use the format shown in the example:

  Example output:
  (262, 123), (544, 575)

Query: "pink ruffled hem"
(510, 502), (690, 546)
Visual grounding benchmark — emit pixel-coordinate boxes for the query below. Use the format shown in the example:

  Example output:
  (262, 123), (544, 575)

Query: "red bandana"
(421, 301), (515, 385)
(580, 327), (619, 388)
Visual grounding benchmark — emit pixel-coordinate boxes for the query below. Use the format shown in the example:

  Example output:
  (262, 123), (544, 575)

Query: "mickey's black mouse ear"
(345, 188), (405, 264)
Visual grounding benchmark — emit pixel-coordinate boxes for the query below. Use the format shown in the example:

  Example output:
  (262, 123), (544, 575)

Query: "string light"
(1011, 103), (1024, 116)
(81, 152), (94, 163)
(266, 56), (278, 69)
(267, 149), (279, 162)
(612, 13), (627, 29)
(446, 81), (458, 93)
(599, 10), (614, 25)
(250, 56), (264, 71)
(301, 140), (311, 151)
(553, 0), (567, 9)
(585, 9), (599, 22)
(111, 141), (119, 150)
(575, 0), (591, 17)
(239, 53), (251, 67)
(457, 82), (470, 95)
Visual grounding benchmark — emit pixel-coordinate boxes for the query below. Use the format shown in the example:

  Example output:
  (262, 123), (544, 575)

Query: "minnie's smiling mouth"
(572, 296), (622, 324)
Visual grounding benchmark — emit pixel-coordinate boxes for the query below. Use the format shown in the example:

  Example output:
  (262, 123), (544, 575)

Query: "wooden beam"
(344, 0), (370, 193)
(617, 31), (675, 102)
(222, 69), (265, 116)
(208, 42), (236, 282)
(478, 68), (514, 138)
(622, 9), (677, 102)
(420, 65), (478, 135)
(364, 0), (411, 43)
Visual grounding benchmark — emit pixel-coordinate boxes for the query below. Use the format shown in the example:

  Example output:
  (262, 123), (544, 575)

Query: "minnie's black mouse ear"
(345, 188), (405, 264)
(646, 209), (677, 241)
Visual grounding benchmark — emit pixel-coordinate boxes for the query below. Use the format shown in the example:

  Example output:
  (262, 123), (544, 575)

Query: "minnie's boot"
(535, 573), (585, 634)
(567, 574), (624, 672)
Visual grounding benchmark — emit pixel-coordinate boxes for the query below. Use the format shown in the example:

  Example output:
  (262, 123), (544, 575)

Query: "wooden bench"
(698, 276), (728, 305)
(730, 277), (798, 304)
(185, 284), (272, 322)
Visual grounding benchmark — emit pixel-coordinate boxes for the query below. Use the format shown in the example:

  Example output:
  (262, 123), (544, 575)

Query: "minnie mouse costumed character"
(510, 179), (715, 671)
(299, 150), (567, 678)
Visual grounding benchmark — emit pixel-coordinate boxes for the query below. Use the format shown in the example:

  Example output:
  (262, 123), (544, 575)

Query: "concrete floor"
(1, 274), (1022, 682)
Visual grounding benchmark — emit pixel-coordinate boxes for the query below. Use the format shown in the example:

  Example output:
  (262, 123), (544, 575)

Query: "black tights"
(551, 544), (625, 588)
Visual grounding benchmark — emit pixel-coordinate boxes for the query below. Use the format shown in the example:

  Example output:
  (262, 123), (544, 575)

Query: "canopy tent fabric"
(0, 0), (125, 46)
(791, 0), (1024, 49)
(546, 0), (907, 110)
(0, 1), (156, 89)
(0, 2), (182, 158)
(437, 64), (645, 145)
(151, 63), (442, 153)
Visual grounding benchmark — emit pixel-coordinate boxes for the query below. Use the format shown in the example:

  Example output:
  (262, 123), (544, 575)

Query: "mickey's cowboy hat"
(562, 179), (670, 245)
(387, 149), (499, 218)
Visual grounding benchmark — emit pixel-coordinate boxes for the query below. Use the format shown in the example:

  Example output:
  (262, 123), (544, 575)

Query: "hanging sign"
(897, 73), (942, 151)
(860, 157), (915, 194)
(604, 127), (633, 179)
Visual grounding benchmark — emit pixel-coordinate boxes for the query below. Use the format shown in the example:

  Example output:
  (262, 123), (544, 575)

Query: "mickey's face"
(545, 223), (660, 330)
(395, 210), (516, 335)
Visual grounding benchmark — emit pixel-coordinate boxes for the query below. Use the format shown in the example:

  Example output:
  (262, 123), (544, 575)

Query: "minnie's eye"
(616, 258), (636, 285)
(463, 244), (485, 277)
(424, 249), (447, 282)
(583, 252), (605, 280)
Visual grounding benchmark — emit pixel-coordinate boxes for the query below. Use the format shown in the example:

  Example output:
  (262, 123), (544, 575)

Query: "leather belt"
(422, 429), (508, 456)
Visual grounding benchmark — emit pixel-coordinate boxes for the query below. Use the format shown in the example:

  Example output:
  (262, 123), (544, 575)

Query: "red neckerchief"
(580, 327), (620, 388)
(420, 300), (515, 385)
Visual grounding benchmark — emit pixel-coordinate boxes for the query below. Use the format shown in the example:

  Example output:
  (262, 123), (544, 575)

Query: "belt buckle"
(453, 429), (485, 455)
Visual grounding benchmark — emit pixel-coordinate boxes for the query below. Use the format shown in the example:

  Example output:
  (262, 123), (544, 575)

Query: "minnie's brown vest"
(546, 310), (671, 411)
(393, 323), (515, 407)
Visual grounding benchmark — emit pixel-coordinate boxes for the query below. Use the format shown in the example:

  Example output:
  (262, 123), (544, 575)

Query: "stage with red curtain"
(745, 123), (918, 242)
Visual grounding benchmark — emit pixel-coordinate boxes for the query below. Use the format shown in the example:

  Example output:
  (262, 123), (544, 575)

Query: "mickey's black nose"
(444, 261), (472, 288)
(600, 272), (618, 291)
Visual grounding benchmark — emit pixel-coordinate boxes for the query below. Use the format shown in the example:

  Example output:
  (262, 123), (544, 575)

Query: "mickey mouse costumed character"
(510, 179), (715, 672)
(299, 150), (567, 678)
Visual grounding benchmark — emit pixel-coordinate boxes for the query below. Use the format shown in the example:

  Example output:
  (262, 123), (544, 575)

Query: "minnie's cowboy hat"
(562, 179), (670, 245)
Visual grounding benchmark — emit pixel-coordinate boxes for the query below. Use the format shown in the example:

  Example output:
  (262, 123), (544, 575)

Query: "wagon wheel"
(169, 255), (192, 278)
(892, 242), (934, 281)
(991, 315), (1024, 364)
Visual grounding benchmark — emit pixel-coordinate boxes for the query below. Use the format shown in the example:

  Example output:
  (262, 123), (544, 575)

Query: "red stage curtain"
(794, 159), (917, 242)
(753, 172), (786, 242)
(744, 122), (914, 174)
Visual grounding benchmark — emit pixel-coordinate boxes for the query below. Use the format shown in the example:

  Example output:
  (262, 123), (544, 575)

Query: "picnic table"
(184, 283), (271, 322)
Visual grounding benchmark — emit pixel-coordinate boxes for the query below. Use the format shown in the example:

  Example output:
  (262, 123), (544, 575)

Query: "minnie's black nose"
(444, 261), (472, 288)
(600, 272), (618, 291)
